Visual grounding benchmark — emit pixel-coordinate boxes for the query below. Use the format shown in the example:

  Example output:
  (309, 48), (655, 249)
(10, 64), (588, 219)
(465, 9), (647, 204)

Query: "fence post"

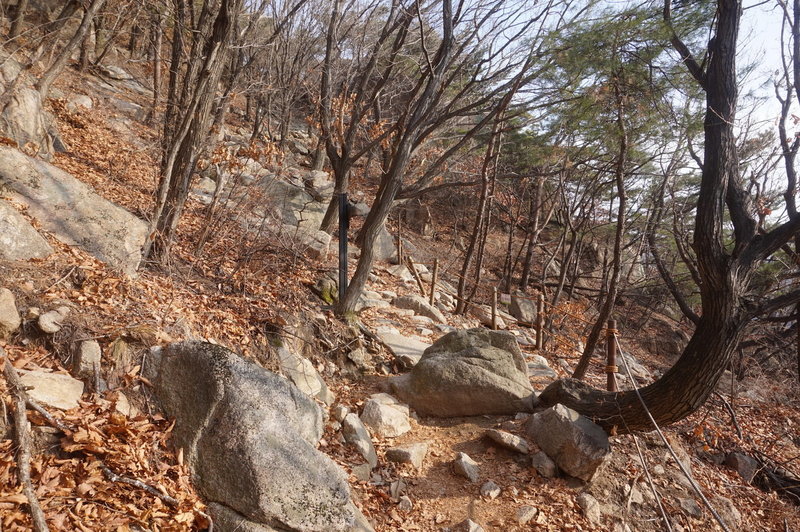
(429, 259), (439, 306)
(536, 294), (545, 351)
(396, 213), (403, 264)
(606, 319), (618, 392)
(406, 257), (427, 297)
(491, 287), (498, 330)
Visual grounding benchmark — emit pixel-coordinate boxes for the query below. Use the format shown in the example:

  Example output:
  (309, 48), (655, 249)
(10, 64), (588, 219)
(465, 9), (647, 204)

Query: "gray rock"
(525, 404), (610, 481)
(0, 288), (21, 340)
(73, 340), (101, 379)
(724, 452), (760, 484)
(18, 370), (83, 410)
(209, 503), (284, 532)
(386, 264), (414, 282)
(485, 429), (529, 454)
(332, 405), (350, 423)
(527, 354), (557, 378)
(480, 480), (501, 499)
(0, 200), (53, 260)
(0, 146), (148, 275)
(372, 224), (397, 262)
(386, 443), (429, 469)
(452, 519), (484, 532)
(153, 342), (356, 531)
(38, 306), (70, 334)
(375, 329), (430, 368)
(65, 94), (93, 112)
(453, 452), (480, 482)
(0, 83), (55, 159)
(100, 64), (134, 80)
(469, 305), (506, 329)
(351, 463), (372, 482)
(576, 492), (602, 526)
(389, 328), (535, 417)
(342, 413), (378, 469)
(393, 295), (447, 324)
(360, 393), (411, 438)
(530, 451), (558, 478)
(712, 496), (741, 529)
(516, 505), (538, 525)
(397, 495), (413, 512)
(509, 292), (537, 325)
(280, 224), (331, 260)
(678, 497), (703, 518)
(278, 347), (334, 405)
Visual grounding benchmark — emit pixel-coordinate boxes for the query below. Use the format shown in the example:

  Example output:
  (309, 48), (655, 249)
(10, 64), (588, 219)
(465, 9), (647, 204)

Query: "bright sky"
(740, 1), (787, 128)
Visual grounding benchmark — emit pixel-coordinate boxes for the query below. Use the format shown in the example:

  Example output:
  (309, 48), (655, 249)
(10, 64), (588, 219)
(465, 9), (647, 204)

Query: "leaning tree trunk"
(543, 0), (750, 433)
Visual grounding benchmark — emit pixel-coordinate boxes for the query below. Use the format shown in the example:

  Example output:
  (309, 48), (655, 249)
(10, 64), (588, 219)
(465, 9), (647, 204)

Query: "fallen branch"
(3, 355), (50, 532)
(100, 463), (179, 507)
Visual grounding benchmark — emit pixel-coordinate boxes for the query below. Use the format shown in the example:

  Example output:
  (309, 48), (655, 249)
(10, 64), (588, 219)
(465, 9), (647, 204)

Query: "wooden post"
(429, 259), (439, 306)
(396, 213), (403, 264)
(491, 287), (498, 330)
(606, 319), (618, 392)
(536, 294), (545, 351)
(406, 256), (427, 297)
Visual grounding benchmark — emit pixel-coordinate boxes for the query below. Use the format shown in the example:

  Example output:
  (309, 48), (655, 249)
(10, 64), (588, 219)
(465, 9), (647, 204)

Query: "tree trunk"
(9, 0), (29, 39)
(36, 0), (106, 100)
(548, 0), (751, 433)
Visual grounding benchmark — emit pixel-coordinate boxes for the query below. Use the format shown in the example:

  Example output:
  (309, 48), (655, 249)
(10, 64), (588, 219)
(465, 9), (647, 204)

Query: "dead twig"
(100, 463), (179, 507)
(3, 355), (50, 532)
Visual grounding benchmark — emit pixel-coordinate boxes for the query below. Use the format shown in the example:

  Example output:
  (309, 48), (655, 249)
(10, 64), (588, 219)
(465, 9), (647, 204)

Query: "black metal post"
(338, 193), (349, 301)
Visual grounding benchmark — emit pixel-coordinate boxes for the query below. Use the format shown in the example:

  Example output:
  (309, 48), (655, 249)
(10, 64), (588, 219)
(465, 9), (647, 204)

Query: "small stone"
(453, 452), (480, 482)
(485, 429), (529, 454)
(724, 452), (759, 484)
(0, 288), (21, 340)
(397, 495), (413, 512)
(652, 464), (666, 476)
(38, 306), (70, 334)
(342, 413), (378, 468)
(73, 340), (101, 378)
(576, 492), (602, 526)
(390, 479), (407, 501)
(531, 451), (557, 478)
(624, 483), (644, 505)
(113, 392), (137, 417)
(332, 404), (350, 422)
(25, 307), (40, 319)
(386, 442), (429, 469)
(678, 498), (702, 518)
(452, 518), (484, 532)
(351, 463), (372, 482)
(516, 505), (538, 525)
(480, 480), (501, 499)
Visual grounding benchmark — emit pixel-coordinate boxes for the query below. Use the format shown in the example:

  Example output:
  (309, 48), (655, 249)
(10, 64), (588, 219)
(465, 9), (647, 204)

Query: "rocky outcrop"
(392, 295), (447, 324)
(390, 328), (536, 417)
(525, 404), (610, 481)
(150, 341), (362, 532)
(0, 146), (147, 275)
(0, 53), (59, 159)
(0, 200), (53, 260)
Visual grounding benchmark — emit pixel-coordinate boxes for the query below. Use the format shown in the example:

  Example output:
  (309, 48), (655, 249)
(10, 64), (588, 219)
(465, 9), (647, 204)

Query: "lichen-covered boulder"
(390, 328), (536, 417)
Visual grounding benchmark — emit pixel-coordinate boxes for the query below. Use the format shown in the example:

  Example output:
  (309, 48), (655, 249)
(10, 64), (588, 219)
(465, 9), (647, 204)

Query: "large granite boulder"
(525, 404), (610, 481)
(0, 199), (53, 260)
(150, 341), (362, 531)
(0, 147), (147, 275)
(389, 328), (536, 417)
